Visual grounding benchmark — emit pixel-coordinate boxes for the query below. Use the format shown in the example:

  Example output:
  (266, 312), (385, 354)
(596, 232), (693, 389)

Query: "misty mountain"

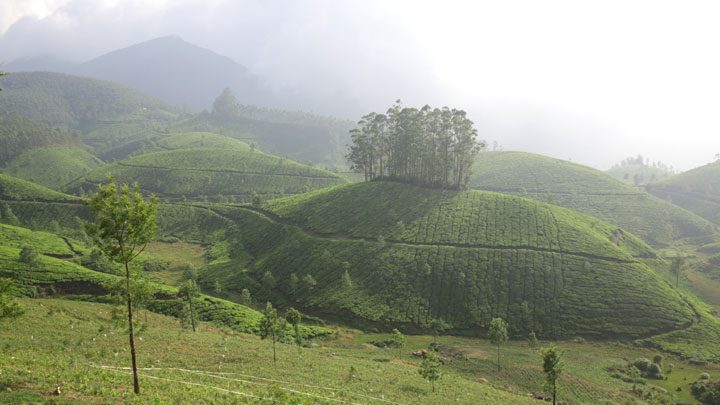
(6, 36), (276, 111)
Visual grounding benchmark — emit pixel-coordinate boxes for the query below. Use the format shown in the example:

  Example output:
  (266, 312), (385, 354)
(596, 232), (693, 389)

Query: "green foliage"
(390, 328), (406, 349)
(0, 278), (23, 320)
(419, 350), (442, 392)
(261, 270), (276, 291)
(0, 111), (78, 165)
(528, 331), (539, 349)
(285, 307), (303, 346)
(488, 317), (509, 371)
(347, 102), (484, 188)
(178, 279), (200, 331)
(540, 345), (563, 404)
(0, 173), (76, 202)
(258, 302), (286, 364)
(18, 245), (40, 267)
(470, 151), (716, 246)
(691, 379), (720, 404)
(240, 288), (252, 306)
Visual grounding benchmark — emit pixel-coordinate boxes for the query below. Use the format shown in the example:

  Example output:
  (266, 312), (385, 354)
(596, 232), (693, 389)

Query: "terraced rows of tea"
(0, 173), (77, 201)
(648, 161), (720, 225)
(203, 182), (694, 338)
(66, 148), (346, 200)
(468, 151), (716, 246)
(4, 146), (103, 190)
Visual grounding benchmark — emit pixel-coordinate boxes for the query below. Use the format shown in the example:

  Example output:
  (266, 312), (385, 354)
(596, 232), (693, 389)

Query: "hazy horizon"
(2, 0), (720, 171)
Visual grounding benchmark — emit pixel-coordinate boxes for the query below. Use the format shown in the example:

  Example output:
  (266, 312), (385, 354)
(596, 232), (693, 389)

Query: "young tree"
(429, 319), (448, 345)
(213, 279), (223, 296)
(670, 256), (685, 288)
(341, 268), (353, 289)
(178, 280), (200, 332)
(85, 178), (158, 395)
(488, 317), (509, 371)
(285, 307), (303, 346)
(289, 273), (299, 290)
(528, 331), (539, 349)
(390, 328), (406, 353)
(302, 274), (317, 290)
(259, 302), (286, 364)
(540, 345), (563, 405)
(181, 263), (198, 282)
(240, 288), (252, 306)
(419, 350), (442, 393)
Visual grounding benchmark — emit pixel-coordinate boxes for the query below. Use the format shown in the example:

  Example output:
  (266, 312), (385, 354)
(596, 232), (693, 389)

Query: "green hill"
(0, 71), (179, 129)
(468, 151), (716, 247)
(202, 181), (694, 338)
(4, 146), (104, 190)
(0, 111), (79, 165)
(0, 173), (77, 201)
(647, 161), (720, 225)
(67, 147), (347, 201)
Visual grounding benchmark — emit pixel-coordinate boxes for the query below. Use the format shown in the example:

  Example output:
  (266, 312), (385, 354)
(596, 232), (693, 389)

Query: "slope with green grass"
(4, 146), (104, 190)
(0, 173), (77, 202)
(203, 181), (695, 339)
(469, 151), (716, 246)
(67, 147), (347, 201)
(647, 161), (720, 225)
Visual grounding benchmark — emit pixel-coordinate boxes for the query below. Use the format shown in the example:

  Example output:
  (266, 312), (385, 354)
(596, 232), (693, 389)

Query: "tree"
(212, 88), (239, 120)
(259, 302), (286, 364)
(390, 328), (406, 352)
(540, 345), (563, 405)
(240, 288), (252, 306)
(289, 273), (299, 290)
(341, 268), (353, 289)
(0, 278), (23, 321)
(419, 350), (442, 393)
(670, 256), (685, 288)
(181, 263), (197, 282)
(488, 317), (509, 371)
(262, 271), (276, 291)
(429, 319), (448, 345)
(214, 279), (223, 296)
(0, 204), (19, 226)
(19, 246), (40, 267)
(285, 307), (303, 346)
(302, 274), (317, 290)
(178, 280), (200, 332)
(85, 178), (158, 395)
(528, 331), (539, 349)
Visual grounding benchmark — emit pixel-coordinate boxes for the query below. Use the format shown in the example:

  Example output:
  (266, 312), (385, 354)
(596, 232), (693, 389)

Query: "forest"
(346, 101), (485, 188)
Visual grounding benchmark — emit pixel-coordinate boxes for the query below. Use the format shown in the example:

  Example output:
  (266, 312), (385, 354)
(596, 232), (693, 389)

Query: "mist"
(2, 0), (720, 170)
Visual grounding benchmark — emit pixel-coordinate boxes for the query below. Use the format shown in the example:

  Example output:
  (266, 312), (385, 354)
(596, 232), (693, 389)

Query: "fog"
(2, 0), (719, 171)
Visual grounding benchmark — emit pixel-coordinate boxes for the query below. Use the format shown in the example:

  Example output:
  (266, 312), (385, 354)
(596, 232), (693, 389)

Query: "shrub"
(701, 373), (711, 380)
(652, 354), (663, 365)
(633, 358), (652, 372)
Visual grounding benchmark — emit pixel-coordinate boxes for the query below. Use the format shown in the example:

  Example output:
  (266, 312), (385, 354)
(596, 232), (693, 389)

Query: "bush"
(701, 373), (711, 380)
(646, 362), (663, 379)
(653, 354), (663, 365)
(142, 258), (169, 273)
(633, 358), (652, 372)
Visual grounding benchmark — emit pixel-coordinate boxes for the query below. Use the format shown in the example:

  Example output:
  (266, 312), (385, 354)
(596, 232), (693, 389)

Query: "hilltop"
(647, 161), (720, 225)
(4, 146), (103, 190)
(201, 181), (694, 338)
(469, 151), (716, 246)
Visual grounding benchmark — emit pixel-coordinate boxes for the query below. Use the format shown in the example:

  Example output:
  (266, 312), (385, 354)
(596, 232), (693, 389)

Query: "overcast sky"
(2, 0), (719, 171)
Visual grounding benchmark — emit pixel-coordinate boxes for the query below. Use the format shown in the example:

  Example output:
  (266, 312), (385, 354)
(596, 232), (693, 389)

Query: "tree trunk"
(125, 262), (140, 394)
(432, 380), (435, 393)
(272, 336), (277, 364)
(189, 297), (196, 332)
(497, 343), (501, 371)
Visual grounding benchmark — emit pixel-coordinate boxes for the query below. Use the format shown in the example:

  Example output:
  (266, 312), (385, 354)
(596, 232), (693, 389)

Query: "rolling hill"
(201, 181), (695, 338)
(647, 161), (720, 225)
(0, 173), (77, 202)
(66, 146), (347, 201)
(468, 151), (716, 247)
(0, 71), (179, 129)
(4, 146), (104, 190)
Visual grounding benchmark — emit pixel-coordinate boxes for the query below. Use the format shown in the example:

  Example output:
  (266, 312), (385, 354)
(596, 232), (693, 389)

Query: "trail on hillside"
(230, 205), (639, 264)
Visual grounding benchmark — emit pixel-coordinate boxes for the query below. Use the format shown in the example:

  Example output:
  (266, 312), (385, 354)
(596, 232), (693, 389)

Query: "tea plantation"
(648, 160), (720, 225)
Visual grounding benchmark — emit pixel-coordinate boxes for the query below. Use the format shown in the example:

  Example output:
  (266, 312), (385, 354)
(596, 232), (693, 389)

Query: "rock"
(52, 386), (61, 396)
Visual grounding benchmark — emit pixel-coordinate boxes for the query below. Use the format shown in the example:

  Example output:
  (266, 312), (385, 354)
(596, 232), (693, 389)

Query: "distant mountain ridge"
(5, 36), (275, 111)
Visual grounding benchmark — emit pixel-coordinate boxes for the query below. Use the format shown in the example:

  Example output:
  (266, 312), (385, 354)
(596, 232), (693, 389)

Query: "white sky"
(2, 0), (719, 170)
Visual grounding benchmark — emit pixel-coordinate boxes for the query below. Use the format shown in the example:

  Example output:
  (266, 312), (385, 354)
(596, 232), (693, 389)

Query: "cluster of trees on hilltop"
(346, 101), (485, 188)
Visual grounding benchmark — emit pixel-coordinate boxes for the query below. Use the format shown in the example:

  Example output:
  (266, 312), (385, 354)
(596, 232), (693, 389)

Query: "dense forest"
(346, 101), (484, 188)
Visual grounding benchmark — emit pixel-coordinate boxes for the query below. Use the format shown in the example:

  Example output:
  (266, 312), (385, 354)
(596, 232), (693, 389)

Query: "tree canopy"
(347, 101), (484, 188)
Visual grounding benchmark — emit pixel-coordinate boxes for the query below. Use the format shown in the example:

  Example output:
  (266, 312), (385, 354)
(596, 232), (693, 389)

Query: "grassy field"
(66, 147), (347, 201)
(4, 146), (104, 190)
(648, 161), (720, 225)
(1, 298), (718, 403)
(470, 151), (717, 247)
(0, 173), (77, 201)
(141, 241), (207, 286)
(196, 182), (698, 340)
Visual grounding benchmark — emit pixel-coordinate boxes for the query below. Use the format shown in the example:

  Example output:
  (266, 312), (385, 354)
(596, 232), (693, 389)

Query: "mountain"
(200, 181), (695, 338)
(647, 161), (720, 225)
(469, 151), (716, 247)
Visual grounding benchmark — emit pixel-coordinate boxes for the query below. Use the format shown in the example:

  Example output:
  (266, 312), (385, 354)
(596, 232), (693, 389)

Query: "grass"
(470, 151), (717, 247)
(198, 181), (696, 339)
(648, 161), (720, 225)
(3, 298), (719, 403)
(4, 146), (104, 190)
(66, 147), (347, 201)
(140, 241), (207, 285)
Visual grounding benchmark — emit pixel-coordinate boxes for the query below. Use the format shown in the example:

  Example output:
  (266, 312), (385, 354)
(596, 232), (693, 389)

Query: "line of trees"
(346, 101), (485, 188)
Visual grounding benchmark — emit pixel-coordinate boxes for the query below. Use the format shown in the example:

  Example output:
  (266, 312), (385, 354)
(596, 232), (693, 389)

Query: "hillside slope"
(469, 151), (716, 246)
(0, 173), (77, 202)
(67, 147), (347, 201)
(4, 146), (104, 190)
(204, 181), (695, 338)
(647, 161), (720, 225)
